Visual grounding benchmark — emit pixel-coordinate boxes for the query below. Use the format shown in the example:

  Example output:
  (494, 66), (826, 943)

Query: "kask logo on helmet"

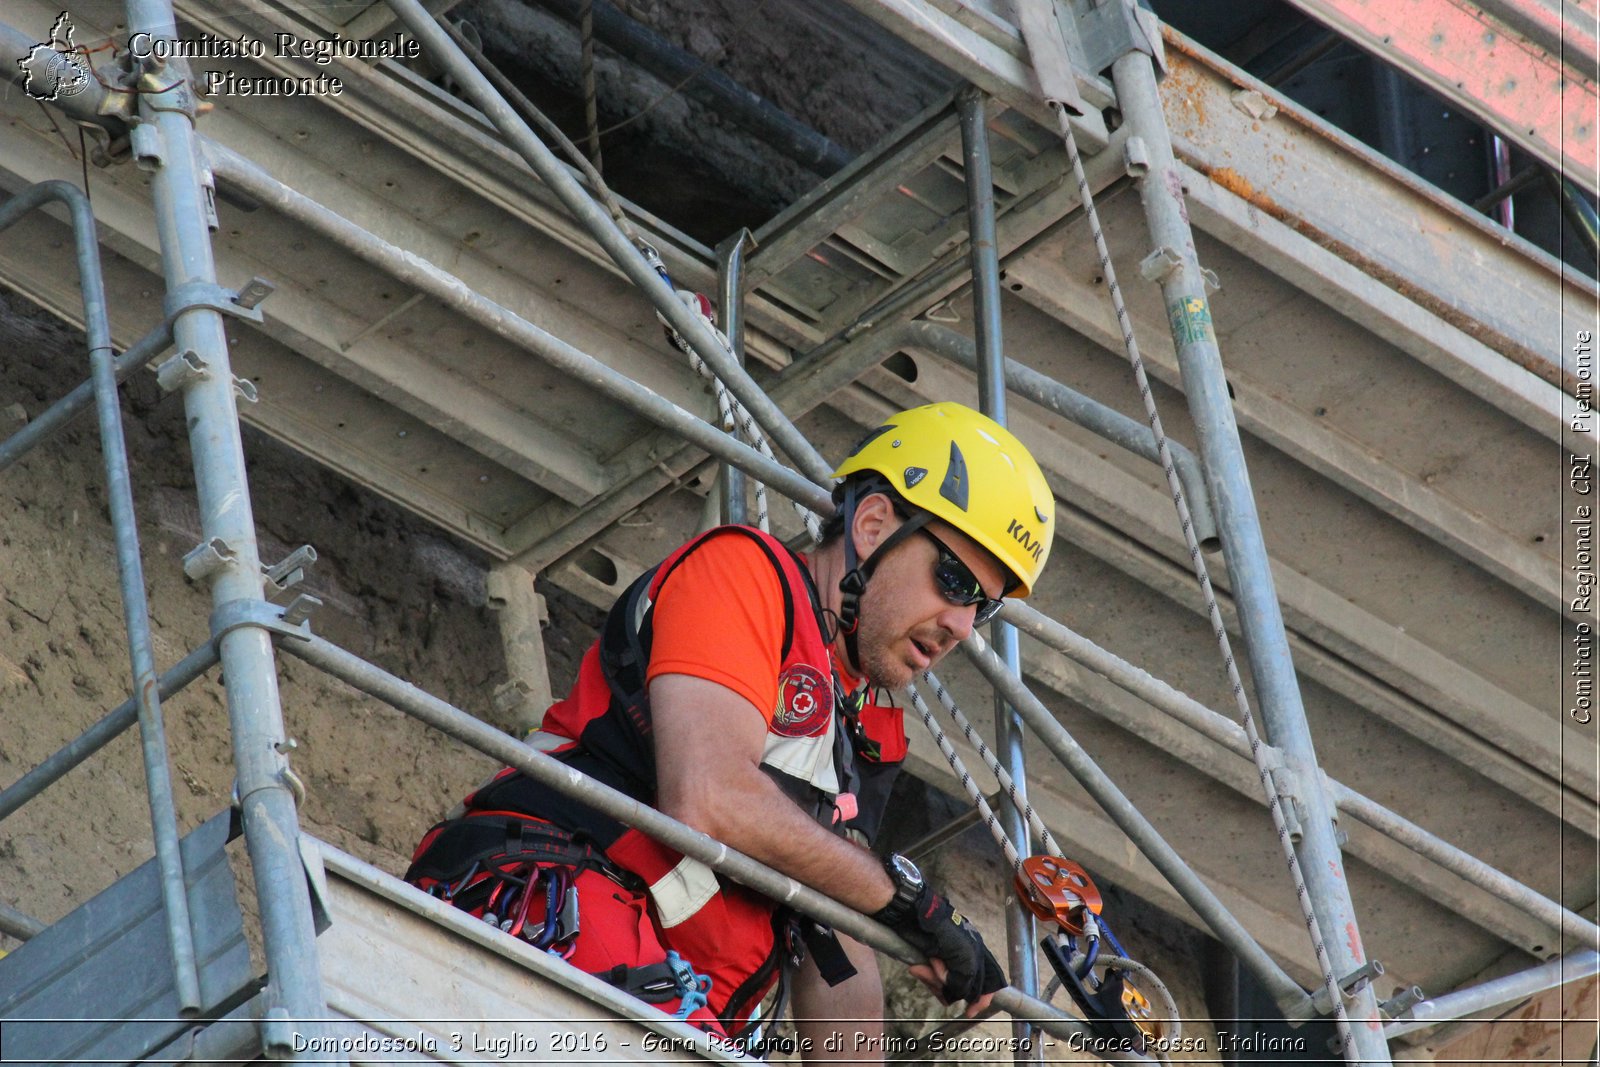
(1008, 518), (1045, 563)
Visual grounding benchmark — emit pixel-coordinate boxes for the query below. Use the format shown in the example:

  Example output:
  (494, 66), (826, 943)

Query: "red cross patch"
(772, 664), (832, 737)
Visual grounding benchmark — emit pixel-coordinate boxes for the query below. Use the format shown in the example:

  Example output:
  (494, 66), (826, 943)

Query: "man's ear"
(850, 492), (896, 561)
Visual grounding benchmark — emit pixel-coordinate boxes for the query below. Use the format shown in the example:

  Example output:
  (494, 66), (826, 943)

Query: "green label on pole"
(1168, 296), (1216, 347)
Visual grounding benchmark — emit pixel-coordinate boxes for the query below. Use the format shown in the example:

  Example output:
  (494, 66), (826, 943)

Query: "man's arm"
(650, 672), (895, 914)
(650, 672), (997, 1017)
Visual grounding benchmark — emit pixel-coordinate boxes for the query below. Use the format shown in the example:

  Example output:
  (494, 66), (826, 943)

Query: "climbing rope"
(903, 681), (1023, 872)
(1047, 99), (1357, 1060)
(439, 17), (631, 236)
(919, 669), (1065, 861)
(909, 668), (1181, 1058)
(441, 13), (819, 542)
(578, 0), (603, 173)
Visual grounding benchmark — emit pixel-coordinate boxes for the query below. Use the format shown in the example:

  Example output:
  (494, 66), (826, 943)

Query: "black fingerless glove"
(875, 883), (1007, 1005)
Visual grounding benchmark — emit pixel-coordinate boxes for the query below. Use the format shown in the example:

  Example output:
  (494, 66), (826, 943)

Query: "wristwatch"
(876, 852), (925, 926)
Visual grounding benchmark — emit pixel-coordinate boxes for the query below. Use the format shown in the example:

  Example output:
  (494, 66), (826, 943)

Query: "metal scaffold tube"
(0, 643), (221, 823)
(0, 319), (172, 474)
(381, 0), (836, 488)
(1004, 597), (1600, 954)
(0, 21), (127, 141)
(0, 180), (200, 1015)
(0, 899), (45, 942)
(1107, 48), (1389, 1061)
(82, 198), (201, 1019)
(956, 88), (1040, 1060)
(278, 631), (1152, 1063)
(899, 321), (1218, 550)
(125, 0), (327, 1055)
(1004, 596), (1600, 949)
(715, 229), (754, 526)
(511, 311), (1207, 570)
(1326, 781), (1600, 949)
(1385, 950), (1600, 1040)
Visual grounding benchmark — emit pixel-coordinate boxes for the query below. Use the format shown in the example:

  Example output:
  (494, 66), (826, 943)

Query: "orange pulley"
(1019, 854), (1171, 1046)
(1014, 855), (1102, 932)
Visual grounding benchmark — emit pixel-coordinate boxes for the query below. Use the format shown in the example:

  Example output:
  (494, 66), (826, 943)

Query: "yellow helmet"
(831, 402), (1054, 596)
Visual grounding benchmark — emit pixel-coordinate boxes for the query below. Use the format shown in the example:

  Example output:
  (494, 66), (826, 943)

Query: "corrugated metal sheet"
(0, 813), (253, 1064)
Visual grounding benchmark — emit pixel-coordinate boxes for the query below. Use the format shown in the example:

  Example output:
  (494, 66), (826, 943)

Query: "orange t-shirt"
(644, 531), (795, 723)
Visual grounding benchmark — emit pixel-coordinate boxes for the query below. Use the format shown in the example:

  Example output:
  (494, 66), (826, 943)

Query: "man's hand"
(874, 884), (1006, 1016)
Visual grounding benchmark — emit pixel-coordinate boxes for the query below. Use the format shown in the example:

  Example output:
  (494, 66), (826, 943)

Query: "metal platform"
(0, 813), (254, 1064)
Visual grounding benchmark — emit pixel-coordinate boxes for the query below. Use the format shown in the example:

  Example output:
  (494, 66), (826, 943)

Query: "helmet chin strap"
(836, 481), (930, 674)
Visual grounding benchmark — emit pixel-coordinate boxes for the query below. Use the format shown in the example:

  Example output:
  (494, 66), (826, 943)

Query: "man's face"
(853, 516), (1009, 689)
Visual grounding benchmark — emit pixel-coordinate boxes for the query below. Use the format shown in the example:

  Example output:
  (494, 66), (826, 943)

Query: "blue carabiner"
(532, 870), (563, 950)
(664, 950), (713, 1020)
(443, 859), (480, 900)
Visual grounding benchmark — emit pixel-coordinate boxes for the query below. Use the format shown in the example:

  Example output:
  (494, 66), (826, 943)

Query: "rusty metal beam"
(1282, 0), (1598, 193)
(1160, 27), (1594, 400)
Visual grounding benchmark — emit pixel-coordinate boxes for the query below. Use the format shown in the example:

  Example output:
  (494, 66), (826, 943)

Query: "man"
(406, 401), (1055, 1056)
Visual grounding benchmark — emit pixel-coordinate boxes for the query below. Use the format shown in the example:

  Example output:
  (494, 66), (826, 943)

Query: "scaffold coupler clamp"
(1015, 854), (1164, 1047)
(1292, 958), (1386, 1023)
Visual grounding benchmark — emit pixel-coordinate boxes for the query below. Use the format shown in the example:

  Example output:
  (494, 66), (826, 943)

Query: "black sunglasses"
(920, 529), (1005, 625)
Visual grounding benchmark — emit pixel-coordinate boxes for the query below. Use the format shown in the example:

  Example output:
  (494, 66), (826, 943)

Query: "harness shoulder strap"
(600, 526), (806, 712)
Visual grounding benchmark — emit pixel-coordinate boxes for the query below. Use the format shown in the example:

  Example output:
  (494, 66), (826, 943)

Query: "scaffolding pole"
(203, 142), (831, 519)
(956, 87), (1040, 1061)
(958, 631), (1307, 1009)
(1326, 781), (1600, 949)
(0, 899), (44, 942)
(0, 319), (172, 474)
(1385, 950), (1600, 1041)
(1003, 599), (1600, 950)
(0, 180), (201, 1014)
(1109, 48), (1390, 1061)
(715, 229), (754, 526)
(0, 643), (220, 823)
(899, 320), (1219, 549)
(511, 312), (1215, 571)
(125, 0), (328, 1055)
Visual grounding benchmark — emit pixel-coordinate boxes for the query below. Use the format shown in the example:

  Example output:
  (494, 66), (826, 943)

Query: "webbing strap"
(592, 951), (712, 1013)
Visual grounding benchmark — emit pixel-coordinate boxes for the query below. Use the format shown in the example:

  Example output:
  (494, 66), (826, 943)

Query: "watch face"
(890, 853), (923, 888)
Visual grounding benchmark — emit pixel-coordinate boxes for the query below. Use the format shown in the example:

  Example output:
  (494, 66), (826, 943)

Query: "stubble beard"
(853, 593), (916, 690)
